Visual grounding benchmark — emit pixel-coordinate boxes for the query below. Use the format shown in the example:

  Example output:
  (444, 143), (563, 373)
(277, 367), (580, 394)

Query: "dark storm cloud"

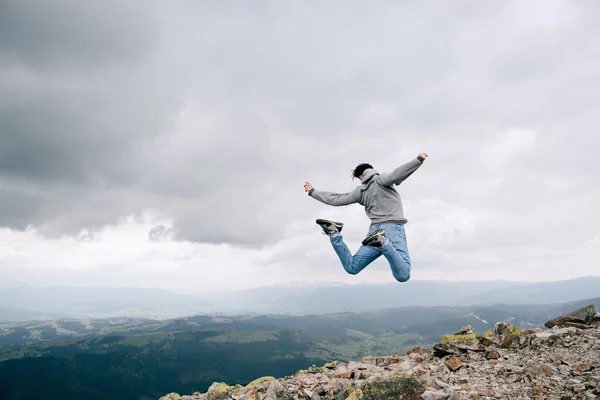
(0, 0), (158, 69)
(0, 0), (599, 247)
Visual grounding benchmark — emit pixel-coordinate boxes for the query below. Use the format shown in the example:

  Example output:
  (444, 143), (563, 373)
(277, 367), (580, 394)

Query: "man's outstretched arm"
(304, 182), (360, 206)
(379, 153), (428, 187)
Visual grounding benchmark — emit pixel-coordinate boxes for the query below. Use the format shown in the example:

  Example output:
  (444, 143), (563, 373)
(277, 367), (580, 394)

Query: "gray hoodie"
(308, 157), (424, 226)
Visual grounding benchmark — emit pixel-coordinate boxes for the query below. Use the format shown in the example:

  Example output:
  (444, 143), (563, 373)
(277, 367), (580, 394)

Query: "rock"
(520, 328), (543, 334)
(454, 325), (473, 335)
(397, 359), (414, 373)
(265, 380), (292, 400)
(573, 383), (586, 393)
(294, 372), (321, 387)
(246, 376), (275, 389)
(160, 393), (181, 400)
(405, 345), (430, 356)
(421, 390), (450, 400)
(440, 333), (476, 344)
(444, 357), (463, 372)
(361, 376), (425, 399)
(308, 364), (323, 373)
(346, 388), (364, 400)
(498, 334), (518, 349)
(324, 361), (343, 369)
(435, 380), (450, 389)
(334, 387), (363, 400)
(526, 363), (553, 378)
(479, 336), (496, 347)
(206, 383), (232, 400)
(545, 304), (597, 328)
(347, 361), (371, 371)
(356, 371), (372, 380)
(439, 330), (486, 354)
(313, 379), (351, 398)
(366, 355), (401, 367)
(230, 388), (257, 400)
(453, 341), (486, 352)
(493, 322), (521, 336)
(432, 343), (460, 358)
(573, 363), (588, 373)
(535, 327), (579, 338)
(335, 369), (355, 379)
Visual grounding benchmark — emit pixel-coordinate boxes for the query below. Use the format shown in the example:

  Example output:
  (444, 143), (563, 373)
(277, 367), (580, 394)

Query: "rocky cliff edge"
(160, 304), (600, 400)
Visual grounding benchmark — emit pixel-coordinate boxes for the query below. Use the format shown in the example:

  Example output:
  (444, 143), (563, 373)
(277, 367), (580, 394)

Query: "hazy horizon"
(1, 1), (599, 293)
(2, 277), (599, 321)
(3, 274), (600, 292)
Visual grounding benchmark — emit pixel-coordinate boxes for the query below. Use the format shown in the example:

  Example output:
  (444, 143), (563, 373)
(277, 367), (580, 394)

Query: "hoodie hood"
(360, 168), (378, 190)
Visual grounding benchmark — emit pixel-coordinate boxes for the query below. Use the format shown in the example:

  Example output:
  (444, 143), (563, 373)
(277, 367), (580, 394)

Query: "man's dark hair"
(352, 163), (373, 180)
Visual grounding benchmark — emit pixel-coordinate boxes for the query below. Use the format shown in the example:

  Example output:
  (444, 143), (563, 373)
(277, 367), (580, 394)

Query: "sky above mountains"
(1, 0), (599, 292)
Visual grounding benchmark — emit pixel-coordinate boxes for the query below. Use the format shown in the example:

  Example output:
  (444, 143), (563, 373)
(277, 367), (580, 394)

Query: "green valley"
(1, 298), (599, 399)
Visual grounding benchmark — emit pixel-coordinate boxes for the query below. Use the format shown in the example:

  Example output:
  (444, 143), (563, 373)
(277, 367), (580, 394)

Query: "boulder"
(246, 376), (275, 389)
(432, 343), (460, 358)
(493, 322), (521, 336)
(437, 333), (485, 354)
(545, 304), (597, 328)
(265, 380), (292, 400)
(361, 376), (425, 399)
(206, 383), (232, 400)
(346, 388), (364, 400)
(404, 345), (430, 356)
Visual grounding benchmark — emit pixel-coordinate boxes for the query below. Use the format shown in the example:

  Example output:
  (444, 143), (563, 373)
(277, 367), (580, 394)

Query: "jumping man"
(303, 153), (428, 282)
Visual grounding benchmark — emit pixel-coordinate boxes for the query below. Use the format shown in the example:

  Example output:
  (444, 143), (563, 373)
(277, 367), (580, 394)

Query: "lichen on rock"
(361, 376), (425, 399)
(246, 376), (275, 388)
(346, 387), (364, 400)
(440, 332), (476, 343)
(493, 321), (521, 336)
(206, 382), (232, 400)
(265, 379), (291, 400)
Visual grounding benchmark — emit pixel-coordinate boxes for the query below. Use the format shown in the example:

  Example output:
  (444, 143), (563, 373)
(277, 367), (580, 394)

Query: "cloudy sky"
(0, 0), (598, 293)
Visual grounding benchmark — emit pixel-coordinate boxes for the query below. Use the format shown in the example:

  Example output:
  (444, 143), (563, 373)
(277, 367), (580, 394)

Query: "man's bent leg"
(330, 234), (382, 275)
(380, 225), (412, 282)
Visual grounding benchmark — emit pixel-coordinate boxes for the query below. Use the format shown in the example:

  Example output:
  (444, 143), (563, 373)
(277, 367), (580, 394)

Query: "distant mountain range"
(1, 276), (599, 321)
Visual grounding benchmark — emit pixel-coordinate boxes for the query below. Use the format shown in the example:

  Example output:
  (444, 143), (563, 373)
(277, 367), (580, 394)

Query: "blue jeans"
(330, 223), (411, 282)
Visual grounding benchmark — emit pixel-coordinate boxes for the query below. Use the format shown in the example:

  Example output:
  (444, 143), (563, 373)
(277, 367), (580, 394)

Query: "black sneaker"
(316, 219), (344, 236)
(362, 228), (386, 247)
